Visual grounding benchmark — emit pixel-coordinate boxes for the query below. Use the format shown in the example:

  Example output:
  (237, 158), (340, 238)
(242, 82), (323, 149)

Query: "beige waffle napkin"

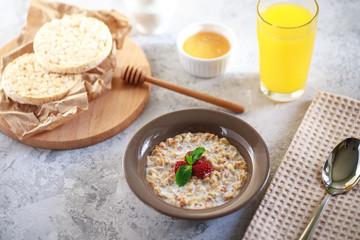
(244, 91), (360, 240)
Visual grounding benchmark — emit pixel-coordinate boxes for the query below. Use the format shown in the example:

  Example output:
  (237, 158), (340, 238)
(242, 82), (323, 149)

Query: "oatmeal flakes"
(212, 182), (221, 188)
(208, 134), (215, 140)
(146, 132), (247, 209)
(229, 145), (236, 151)
(166, 138), (173, 146)
(224, 193), (234, 201)
(220, 138), (229, 145)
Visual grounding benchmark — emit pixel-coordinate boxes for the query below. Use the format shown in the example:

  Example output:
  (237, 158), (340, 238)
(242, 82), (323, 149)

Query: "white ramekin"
(177, 22), (237, 78)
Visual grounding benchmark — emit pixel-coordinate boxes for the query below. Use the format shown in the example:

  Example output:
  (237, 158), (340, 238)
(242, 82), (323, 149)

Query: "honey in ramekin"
(183, 31), (231, 59)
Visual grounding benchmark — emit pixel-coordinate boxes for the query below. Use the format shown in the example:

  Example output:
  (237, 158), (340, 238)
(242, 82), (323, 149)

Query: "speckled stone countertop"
(0, 0), (359, 239)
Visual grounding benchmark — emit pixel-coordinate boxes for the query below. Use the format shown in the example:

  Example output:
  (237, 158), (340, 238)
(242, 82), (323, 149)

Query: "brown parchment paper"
(0, 0), (131, 140)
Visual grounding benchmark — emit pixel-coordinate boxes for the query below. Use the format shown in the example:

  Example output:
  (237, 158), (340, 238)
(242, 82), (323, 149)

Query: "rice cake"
(33, 14), (113, 73)
(1, 53), (81, 105)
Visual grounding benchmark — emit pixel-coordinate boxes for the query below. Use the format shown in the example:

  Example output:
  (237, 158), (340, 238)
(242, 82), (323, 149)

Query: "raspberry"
(192, 161), (212, 179)
(174, 161), (188, 174)
(193, 156), (204, 166)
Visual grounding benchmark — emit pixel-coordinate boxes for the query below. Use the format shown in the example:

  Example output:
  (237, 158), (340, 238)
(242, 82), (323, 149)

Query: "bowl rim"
(176, 21), (237, 62)
(123, 108), (270, 220)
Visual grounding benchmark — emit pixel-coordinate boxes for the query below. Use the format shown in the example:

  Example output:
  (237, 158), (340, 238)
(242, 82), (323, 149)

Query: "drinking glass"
(257, 0), (319, 102)
(125, 0), (178, 35)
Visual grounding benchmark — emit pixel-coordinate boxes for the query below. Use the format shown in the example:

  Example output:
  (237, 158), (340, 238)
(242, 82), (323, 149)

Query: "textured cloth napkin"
(244, 91), (360, 240)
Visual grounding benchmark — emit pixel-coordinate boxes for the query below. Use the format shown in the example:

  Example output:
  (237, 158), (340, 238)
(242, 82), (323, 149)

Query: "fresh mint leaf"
(190, 147), (205, 163)
(176, 164), (192, 187)
(185, 154), (192, 165)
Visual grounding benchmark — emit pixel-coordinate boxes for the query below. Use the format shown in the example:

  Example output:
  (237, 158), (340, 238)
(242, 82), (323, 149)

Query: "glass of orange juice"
(257, 0), (319, 102)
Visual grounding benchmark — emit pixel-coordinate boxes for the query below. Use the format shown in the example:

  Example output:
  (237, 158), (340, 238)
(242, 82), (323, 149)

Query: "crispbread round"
(1, 53), (81, 105)
(33, 14), (113, 73)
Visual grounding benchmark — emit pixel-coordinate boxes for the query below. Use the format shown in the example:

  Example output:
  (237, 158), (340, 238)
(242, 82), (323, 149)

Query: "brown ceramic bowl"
(123, 108), (269, 220)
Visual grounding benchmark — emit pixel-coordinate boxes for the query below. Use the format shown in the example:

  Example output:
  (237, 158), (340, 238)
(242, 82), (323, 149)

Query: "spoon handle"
(298, 192), (332, 240)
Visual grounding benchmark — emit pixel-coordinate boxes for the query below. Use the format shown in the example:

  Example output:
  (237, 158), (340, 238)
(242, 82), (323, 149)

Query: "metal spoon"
(299, 137), (360, 240)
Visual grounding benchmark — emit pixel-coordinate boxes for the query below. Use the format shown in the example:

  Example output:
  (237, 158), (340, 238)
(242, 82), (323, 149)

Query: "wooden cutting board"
(0, 37), (151, 149)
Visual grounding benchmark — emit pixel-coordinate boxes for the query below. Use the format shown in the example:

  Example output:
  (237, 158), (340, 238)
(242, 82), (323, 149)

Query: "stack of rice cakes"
(1, 14), (113, 105)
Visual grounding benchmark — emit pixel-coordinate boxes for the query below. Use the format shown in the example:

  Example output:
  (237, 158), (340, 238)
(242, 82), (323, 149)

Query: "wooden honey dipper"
(121, 66), (245, 113)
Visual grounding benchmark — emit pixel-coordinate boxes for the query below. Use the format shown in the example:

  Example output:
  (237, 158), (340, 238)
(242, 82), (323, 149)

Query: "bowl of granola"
(123, 108), (269, 220)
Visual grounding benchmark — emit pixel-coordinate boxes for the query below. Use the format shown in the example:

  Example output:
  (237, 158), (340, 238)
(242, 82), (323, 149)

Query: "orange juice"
(257, 2), (318, 99)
